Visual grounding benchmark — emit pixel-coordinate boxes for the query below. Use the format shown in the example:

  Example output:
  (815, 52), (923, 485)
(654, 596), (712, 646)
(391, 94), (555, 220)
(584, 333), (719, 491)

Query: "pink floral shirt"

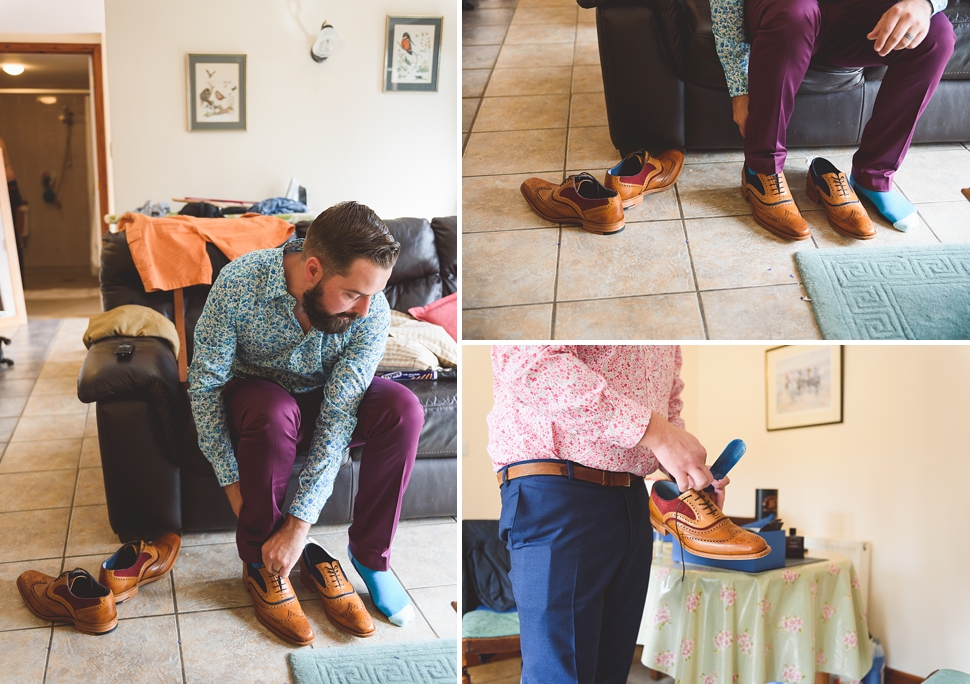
(488, 345), (685, 476)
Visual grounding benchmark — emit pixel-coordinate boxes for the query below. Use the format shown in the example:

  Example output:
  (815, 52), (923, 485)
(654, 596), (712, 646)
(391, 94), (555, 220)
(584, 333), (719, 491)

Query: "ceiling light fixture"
(310, 21), (345, 62)
(38, 96), (58, 105)
(2, 64), (26, 76)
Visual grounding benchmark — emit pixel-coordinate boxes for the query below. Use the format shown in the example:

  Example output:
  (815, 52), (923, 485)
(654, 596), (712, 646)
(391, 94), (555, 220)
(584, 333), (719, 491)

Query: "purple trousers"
(744, 0), (955, 190)
(224, 376), (423, 571)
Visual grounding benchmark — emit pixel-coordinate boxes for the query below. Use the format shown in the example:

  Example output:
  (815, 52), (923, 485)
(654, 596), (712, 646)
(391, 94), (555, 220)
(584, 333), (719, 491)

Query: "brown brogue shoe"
(243, 563), (314, 646)
(520, 172), (625, 235)
(806, 158), (875, 240)
(17, 568), (117, 635)
(649, 481), (770, 561)
(99, 532), (181, 602)
(741, 167), (811, 241)
(604, 149), (685, 208)
(300, 542), (375, 638)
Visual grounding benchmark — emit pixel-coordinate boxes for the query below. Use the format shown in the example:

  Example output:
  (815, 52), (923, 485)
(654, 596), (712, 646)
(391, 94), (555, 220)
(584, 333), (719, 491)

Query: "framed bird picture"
(383, 16), (442, 92)
(187, 54), (247, 131)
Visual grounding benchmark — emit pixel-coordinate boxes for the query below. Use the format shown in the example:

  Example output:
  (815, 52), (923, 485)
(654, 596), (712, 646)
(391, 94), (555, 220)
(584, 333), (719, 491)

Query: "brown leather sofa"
(581, 0), (970, 154)
(77, 216), (457, 542)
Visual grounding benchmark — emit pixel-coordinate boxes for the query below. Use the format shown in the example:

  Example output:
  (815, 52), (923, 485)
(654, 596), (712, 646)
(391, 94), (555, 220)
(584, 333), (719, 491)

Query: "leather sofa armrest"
(78, 336), (181, 405)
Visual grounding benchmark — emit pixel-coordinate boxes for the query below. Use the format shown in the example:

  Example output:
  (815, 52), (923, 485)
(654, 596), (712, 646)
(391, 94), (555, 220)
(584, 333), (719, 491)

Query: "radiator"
(803, 537), (872, 612)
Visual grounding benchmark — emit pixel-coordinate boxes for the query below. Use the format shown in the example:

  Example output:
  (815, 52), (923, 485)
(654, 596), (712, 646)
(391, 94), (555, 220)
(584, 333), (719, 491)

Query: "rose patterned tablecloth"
(637, 549), (872, 684)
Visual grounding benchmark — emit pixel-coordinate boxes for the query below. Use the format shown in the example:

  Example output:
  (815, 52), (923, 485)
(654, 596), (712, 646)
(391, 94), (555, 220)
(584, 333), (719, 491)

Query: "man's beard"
(302, 279), (360, 334)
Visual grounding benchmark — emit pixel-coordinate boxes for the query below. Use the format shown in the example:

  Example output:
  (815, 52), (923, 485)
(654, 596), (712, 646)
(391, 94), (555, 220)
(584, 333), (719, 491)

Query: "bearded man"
(188, 201), (423, 645)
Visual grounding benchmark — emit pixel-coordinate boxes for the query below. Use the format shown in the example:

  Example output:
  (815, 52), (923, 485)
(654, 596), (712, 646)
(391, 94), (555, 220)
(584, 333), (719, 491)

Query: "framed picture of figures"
(383, 16), (442, 92)
(765, 345), (844, 431)
(187, 54), (247, 131)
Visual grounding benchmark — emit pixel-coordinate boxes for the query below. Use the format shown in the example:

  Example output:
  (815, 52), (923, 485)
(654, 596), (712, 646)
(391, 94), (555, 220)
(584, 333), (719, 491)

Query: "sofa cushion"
(943, 0), (970, 79)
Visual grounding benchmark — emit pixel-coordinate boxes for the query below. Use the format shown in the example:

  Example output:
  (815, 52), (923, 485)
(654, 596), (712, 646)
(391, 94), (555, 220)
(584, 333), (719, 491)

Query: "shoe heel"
(805, 178), (821, 204)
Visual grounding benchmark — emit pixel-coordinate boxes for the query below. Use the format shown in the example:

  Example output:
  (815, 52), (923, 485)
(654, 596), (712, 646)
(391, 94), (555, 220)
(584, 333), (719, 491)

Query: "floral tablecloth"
(637, 549), (872, 684)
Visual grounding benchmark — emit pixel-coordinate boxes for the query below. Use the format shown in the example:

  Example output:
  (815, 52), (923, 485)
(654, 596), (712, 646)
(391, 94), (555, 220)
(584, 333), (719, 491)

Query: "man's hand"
(732, 95), (749, 138)
(261, 515), (311, 577)
(638, 413), (712, 493)
(224, 482), (243, 519)
(868, 0), (932, 57)
(710, 476), (730, 510)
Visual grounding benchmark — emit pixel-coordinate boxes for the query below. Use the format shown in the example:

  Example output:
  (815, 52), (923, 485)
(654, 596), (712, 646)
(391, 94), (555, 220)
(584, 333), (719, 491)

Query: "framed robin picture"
(187, 54), (247, 131)
(383, 16), (442, 92)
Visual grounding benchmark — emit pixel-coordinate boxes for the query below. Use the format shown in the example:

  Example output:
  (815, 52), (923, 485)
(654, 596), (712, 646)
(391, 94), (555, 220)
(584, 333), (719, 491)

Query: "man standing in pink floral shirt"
(488, 345), (724, 684)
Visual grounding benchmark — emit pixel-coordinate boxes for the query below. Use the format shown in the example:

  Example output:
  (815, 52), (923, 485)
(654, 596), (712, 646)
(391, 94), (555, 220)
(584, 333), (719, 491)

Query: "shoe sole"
(617, 153), (686, 209)
(649, 511), (772, 561)
(299, 568), (375, 638)
(805, 178), (876, 240)
(520, 185), (625, 235)
(741, 187), (811, 241)
(16, 579), (118, 635)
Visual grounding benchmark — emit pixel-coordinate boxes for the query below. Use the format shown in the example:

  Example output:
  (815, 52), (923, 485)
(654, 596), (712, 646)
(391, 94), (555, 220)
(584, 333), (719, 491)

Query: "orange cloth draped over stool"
(117, 212), (295, 292)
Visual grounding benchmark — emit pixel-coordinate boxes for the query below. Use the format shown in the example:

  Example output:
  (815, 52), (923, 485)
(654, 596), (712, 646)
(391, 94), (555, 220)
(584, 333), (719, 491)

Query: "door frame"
(0, 41), (111, 234)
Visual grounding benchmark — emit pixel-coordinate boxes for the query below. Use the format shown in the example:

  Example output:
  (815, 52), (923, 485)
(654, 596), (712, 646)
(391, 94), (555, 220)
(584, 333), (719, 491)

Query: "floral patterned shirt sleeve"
(487, 345), (683, 476)
(710, 0), (948, 98)
(188, 239), (390, 523)
(710, 0), (750, 98)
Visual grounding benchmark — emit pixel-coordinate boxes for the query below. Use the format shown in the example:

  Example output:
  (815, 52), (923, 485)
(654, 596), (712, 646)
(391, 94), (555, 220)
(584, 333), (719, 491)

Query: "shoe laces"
(833, 173), (851, 199)
(325, 563), (344, 589)
(692, 490), (718, 517)
(271, 572), (288, 596)
(767, 173), (787, 196)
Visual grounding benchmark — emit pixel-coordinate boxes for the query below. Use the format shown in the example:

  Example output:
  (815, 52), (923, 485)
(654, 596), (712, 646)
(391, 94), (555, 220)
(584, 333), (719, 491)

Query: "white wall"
(462, 345), (970, 676)
(103, 0), (457, 220)
(0, 0), (105, 34)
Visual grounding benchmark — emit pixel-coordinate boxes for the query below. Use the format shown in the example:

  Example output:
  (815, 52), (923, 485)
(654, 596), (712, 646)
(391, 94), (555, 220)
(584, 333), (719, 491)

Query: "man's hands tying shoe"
(224, 481), (310, 577)
(869, 0), (932, 56)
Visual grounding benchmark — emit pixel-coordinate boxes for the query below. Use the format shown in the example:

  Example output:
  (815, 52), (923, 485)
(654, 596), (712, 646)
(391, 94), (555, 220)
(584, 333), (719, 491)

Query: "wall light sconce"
(310, 21), (345, 62)
(2, 64), (26, 76)
(38, 96), (58, 105)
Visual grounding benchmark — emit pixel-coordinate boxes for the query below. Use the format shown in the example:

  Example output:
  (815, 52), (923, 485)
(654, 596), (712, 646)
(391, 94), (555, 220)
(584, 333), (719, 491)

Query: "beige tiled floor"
(0, 318), (457, 684)
(462, 1), (970, 340)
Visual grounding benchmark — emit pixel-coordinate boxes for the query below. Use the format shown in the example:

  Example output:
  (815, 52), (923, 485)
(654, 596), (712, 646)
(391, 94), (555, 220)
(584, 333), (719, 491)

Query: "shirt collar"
(263, 238), (303, 301)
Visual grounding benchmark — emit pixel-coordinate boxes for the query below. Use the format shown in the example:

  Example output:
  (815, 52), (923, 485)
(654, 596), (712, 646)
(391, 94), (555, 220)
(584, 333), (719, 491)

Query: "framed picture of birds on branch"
(383, 16), (442, 92)
(187, 54), (247, 131)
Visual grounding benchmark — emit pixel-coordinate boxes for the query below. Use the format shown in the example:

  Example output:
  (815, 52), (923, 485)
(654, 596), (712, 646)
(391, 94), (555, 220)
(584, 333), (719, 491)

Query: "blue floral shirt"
(187, 239), (390, 523)
(710, 0), (949, 97)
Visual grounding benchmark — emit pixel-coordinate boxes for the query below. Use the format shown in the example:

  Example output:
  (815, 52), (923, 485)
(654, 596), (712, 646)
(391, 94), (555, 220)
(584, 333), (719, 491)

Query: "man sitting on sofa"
(188, 201), (424, 645)
(712, 0), (955, 240)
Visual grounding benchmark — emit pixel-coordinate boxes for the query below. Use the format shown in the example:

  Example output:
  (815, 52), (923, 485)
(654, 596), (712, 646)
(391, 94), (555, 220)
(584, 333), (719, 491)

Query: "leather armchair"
(78, 216), (457, 542)
(582, 0), (970, 154)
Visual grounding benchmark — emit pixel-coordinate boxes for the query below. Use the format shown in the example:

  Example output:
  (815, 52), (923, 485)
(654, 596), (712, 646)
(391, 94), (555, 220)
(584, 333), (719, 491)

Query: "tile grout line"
(551, 11), (580, 340)
(675, 184), (711, 340)
(462, 2), (515, 153)
(171, 572), (189, 684)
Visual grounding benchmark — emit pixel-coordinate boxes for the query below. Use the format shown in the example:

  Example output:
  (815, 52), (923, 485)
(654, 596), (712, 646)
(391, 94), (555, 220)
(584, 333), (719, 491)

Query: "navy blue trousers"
(498, 468), (652, 684)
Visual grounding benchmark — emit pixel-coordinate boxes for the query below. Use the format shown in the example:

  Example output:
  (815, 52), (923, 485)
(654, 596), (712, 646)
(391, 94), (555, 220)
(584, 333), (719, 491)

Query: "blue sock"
(348, 547), (414, 626)
(249, 562), (263, 569)
(849, 176), (919, 232)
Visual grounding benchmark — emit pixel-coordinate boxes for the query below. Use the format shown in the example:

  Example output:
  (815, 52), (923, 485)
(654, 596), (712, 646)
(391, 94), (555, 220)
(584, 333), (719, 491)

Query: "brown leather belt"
(497, 462), (631, 487)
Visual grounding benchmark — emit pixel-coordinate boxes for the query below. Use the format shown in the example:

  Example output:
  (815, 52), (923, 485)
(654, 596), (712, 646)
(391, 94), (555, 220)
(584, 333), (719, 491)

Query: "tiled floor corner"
(461, 2), (970, 340)
(0, 318), (457, 683)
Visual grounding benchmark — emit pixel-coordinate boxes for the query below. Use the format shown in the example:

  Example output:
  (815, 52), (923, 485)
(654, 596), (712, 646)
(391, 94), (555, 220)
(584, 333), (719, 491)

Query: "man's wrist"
(284, 514), (312, 533)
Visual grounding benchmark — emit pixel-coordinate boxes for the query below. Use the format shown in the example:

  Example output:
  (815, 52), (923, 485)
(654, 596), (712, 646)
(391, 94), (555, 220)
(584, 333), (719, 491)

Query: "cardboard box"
(669, 529), (786, 572)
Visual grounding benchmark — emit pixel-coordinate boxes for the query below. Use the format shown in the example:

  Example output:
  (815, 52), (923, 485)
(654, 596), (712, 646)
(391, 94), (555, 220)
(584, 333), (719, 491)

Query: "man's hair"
(303, 201), (400, 275)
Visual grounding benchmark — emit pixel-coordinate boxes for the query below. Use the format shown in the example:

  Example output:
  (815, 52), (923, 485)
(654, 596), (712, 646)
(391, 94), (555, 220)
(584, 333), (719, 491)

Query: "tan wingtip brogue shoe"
(741, 167), (811, 241)
(649, 482), (770, 561)
(99, 532), (182, 603)
(520, 172), (625, 235)
(18, 568), (118, 635)
(604, 149), (685, 208)
(806, 158), (876, 240)
(300, 542), (375, 638)
(243, 563), (314, 646)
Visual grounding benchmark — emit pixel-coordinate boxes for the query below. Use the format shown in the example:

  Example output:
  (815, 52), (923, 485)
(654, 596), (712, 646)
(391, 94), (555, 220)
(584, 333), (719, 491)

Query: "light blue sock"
(348, 547), (414, 626)
(850, 175), (919, 232)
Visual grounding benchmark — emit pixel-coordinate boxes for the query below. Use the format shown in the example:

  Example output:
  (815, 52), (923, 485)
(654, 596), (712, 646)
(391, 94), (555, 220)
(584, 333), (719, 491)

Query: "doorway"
(0, 43), (109, 317)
